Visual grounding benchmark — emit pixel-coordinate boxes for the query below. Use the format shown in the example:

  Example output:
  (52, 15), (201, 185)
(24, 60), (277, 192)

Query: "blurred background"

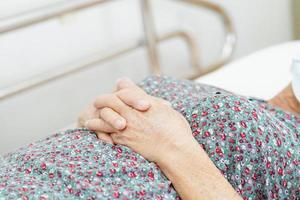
(0, 0), (299, 154)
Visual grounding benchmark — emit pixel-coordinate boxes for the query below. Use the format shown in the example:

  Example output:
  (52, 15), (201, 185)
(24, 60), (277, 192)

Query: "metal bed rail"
(0, 0), (236, 100)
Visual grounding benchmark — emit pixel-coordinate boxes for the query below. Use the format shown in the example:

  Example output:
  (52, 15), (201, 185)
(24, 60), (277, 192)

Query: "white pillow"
(196, 41), (300, 99)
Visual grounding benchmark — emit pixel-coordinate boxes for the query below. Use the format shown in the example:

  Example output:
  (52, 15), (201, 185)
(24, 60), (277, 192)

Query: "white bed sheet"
(196, 41), (300, 100)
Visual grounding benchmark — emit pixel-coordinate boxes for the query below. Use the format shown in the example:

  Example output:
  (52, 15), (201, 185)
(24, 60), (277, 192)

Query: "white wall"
(0, 0), (294, 154)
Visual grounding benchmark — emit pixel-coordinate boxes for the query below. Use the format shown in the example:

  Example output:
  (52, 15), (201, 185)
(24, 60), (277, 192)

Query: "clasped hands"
(78, 77), (197, 163)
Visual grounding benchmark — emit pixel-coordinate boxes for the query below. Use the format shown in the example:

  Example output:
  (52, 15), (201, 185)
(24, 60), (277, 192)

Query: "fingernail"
(115, 119), (126, 130)
(137, 100), (150, 109)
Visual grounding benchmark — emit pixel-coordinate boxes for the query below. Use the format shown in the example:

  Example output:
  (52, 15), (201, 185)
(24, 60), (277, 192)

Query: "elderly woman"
(0, 69), (299, 199)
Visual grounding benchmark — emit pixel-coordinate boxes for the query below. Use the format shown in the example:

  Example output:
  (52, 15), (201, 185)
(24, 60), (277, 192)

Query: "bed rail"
(0, 0), (236, 100)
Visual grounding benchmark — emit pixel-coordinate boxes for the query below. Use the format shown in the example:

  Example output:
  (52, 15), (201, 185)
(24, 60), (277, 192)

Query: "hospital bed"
(0, 0), (237, 154)
(0, 0), (298, 154)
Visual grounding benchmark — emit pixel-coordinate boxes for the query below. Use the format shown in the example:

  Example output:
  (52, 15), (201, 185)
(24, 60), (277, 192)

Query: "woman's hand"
(83, 78), (241, 200)
(78, 78), (151, 144)
(92, 79), (241, 200)
(93, 79), (197, 163)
